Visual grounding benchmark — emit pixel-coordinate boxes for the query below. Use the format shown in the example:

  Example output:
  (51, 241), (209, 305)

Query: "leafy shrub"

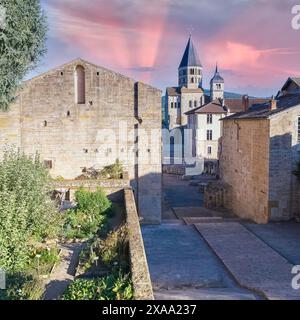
(28, 247), (60, 275)
(75, 188), (112, 215)
(100, 159), (123, 179)
(99, 225), (129, 271)
(0, 0), (47, 110)
(0, 150), (62, 272)
(62, 273), (133, 300)
(0, 272), (44, 300)
(63, 188), (112, 240)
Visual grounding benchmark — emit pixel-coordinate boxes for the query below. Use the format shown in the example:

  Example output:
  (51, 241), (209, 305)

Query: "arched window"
(75, 65), (86, 104)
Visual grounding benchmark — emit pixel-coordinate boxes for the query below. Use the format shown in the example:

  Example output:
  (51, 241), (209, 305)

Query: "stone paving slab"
(43, 243), (84, 300)
(142, 224), (237, 290)
(243, 222), (300, 265)
(155, 287), (258, 300)
(173, 207), (223, 218)
(195, 222), (300, 300)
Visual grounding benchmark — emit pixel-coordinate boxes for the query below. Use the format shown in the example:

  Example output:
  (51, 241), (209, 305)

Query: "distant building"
(205, 77), (300, 223)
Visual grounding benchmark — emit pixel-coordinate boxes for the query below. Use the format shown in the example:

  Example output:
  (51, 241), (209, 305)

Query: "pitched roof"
(210, 65), (224, 84)
(185, 99), (227, 115)
(281, 77), (300, 91)
(166, 87), (181, 96)
(222, 94), (300, 120)
(179, 36), (202, 69)
(225, 98), (270, 113)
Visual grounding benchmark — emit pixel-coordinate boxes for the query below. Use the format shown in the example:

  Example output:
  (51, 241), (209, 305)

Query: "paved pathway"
(43, 243), (84, 300)
(142, 224), (258, 300)
(195, 222), (300, 300)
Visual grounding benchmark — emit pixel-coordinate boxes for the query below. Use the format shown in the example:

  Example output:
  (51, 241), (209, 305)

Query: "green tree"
(0, 0), (47, 110)
(0, 150), (62, 272)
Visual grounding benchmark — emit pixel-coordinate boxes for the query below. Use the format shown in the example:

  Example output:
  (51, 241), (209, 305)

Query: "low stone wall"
(162, 164), (185, 175)
(51, 179), (130, 202)
(204, 181), (233, 210)
(124, 187), (154, 300)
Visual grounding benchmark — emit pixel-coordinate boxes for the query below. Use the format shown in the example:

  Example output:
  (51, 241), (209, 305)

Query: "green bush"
(75, 188), (112, 215)
(63, 188), (112, 240)
(100, 225), (129, 271)
(0, 0), (47, 110)
(0, 272), (44, 300)
(100, 159), (123, 179)
(62, 273), (133, 300)
(28, 247), (60, 275)
(0, 150), (62, 272)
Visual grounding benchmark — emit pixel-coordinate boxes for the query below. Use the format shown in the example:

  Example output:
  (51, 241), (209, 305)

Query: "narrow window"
(191, 77), (194, 83)
(75, 65), (86, 104)
(67, 111), (70, 117)
(171, 102), (174, 108)
(189, 101), (192, 108)
(43, 120), (47, 127)
(207, 130), (213, 141)
(178, 102), (181, 109)
(174, 102), (177, 108)
(207, 114), (213, 124)
(194, 101), (197, 108)
(208, 146), (212, 155)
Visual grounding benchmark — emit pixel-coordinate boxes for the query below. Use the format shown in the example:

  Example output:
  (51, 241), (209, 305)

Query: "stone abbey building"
(0, 59), (162, 223)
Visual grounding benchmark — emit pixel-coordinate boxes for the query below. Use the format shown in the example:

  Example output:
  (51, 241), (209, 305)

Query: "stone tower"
(210, 64), (224, 101)
(178, 36), (203, 89)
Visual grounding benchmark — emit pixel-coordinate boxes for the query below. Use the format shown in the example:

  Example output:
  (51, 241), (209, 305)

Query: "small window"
(67, 111), (70, 116)
(189, 101), (192, 108)
(43, 120), (47, 127)
(171, 102), (174, 108)
(208, 146), (212, 155)
(194, 101), (197, 108)
(60, 71), (64, 76)
(83, 149), (88, 154)
(207, 114), (213, 124)
(178, 102), (181, 109)
(96, 72), (100, 76)
(191, 77), (194, 83)
(174, 102), (177, 108)
(207, 130), (213, 141)
(44, 160), (53, 169)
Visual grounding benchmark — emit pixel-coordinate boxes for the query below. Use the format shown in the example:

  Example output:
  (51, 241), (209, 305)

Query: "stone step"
(161, 219), (184, 225)
(183, 217), (244, 225)
(195, 222), (300, 300)
(154, 287), (258, 300)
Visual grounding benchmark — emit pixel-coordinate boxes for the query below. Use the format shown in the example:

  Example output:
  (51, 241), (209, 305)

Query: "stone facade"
(217, 79), (300, 223)
(219, 119), (270, 223)
(0, 59), (162, 223)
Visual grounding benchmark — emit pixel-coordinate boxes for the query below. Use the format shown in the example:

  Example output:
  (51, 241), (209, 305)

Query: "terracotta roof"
(181, 87), (204, 93)
(185, 99), (227, 115)
(222, 94), (300, 120)
(225, 98), (270, 113)
(166, 87), (181, 96)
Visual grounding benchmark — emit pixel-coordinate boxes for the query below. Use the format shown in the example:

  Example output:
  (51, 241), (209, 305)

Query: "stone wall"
(204, 181), (233, 210)
(269, 106), (300, 221)
(51, 178), (130, 203)
(124, 187), (154, 300)
(0, 59), (162, 223)
(220, 119), (270, 223)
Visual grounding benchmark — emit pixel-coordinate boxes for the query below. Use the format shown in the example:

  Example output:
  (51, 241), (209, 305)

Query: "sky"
(33, 0), (300, 97)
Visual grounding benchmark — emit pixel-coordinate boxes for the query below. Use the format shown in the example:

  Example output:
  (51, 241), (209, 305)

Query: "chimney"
(242, 95), (249, 112)
(270, 97), (277, 111)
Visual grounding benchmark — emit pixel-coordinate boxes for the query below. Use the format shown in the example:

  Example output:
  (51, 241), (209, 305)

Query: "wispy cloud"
(38, 0), (300, 96)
